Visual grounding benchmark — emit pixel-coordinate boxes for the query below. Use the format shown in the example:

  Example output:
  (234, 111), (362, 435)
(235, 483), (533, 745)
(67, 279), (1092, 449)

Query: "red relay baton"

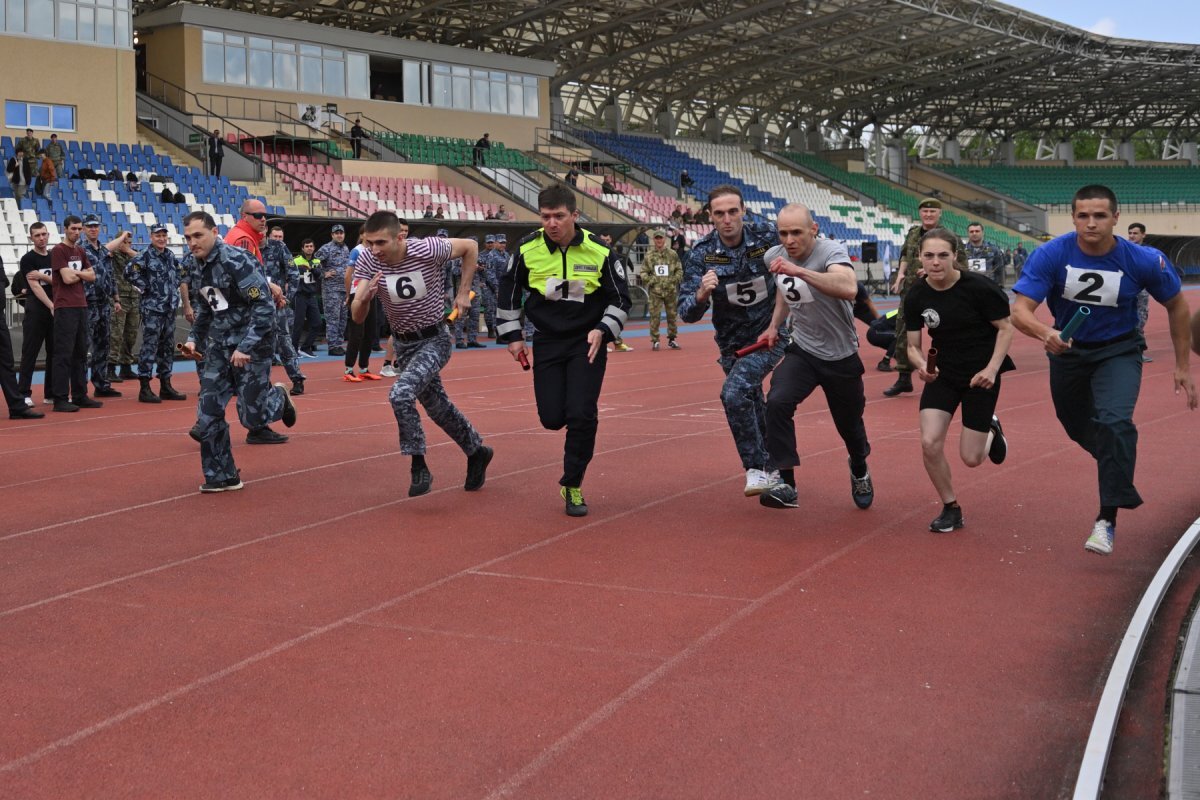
(925, 347), (938, 373)
(176, 343), (204, 362)
(517, 351), (531, 371)
(734, 340), (769, 359)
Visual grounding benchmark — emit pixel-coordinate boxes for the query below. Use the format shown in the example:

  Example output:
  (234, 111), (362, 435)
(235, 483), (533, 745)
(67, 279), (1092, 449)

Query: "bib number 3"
(725, 275), (767, 307)
(1063, 266), (1121, 307)
(385, 271), (428, 303)
(776, 275), (813, 305)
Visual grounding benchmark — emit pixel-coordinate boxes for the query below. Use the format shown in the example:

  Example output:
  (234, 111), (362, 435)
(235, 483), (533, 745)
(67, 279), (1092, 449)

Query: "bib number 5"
(725, 275), (767, 307)
(1063, 266), (1121, 307)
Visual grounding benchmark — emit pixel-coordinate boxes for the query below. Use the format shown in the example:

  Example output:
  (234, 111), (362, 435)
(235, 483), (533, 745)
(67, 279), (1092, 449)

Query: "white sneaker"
(380, 364), (397, 377)
(1084, 520), (1114, 555)
(23, 397), (34, 408)
(744, 468), (778, 497)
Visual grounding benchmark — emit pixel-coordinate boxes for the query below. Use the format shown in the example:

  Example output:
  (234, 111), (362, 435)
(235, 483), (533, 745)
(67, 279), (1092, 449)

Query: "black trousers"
(344, 296), (376, 370)
(50, 306), (89, 402)
(532, 334), (608, 488)
(765, 344), (870, 471)
(0, 311), (25, 413)
(292, 292), (321, 351)
(19, 300), (54, 399)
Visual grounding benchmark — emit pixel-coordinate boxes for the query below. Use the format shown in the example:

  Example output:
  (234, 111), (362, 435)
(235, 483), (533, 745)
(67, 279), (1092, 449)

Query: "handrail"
(1073, 514), (1200, 799)
(141, 72), (367, 218)
(899, 171), (1049, 238)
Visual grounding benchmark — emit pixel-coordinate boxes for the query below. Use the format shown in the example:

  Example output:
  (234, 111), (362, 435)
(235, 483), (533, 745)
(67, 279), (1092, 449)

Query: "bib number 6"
(385, 271), (428, 303)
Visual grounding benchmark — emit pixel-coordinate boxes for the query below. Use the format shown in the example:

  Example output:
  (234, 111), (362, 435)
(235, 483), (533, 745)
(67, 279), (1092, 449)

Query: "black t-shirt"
(19, 250), (54, 305)
(904, 271), (1015, 382)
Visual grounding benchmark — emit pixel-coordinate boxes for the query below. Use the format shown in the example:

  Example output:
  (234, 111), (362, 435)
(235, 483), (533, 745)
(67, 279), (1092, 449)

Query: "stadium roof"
(136, 0), (1200, 140)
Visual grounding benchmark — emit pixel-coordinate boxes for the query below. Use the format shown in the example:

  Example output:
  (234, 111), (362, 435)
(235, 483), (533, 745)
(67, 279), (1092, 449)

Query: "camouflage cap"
(652, 229), (667, 238)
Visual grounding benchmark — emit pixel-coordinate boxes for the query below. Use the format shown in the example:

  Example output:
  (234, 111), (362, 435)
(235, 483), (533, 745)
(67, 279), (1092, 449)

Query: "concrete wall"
(1046, 210), (1200, 237)
(3, 37), (136, 144)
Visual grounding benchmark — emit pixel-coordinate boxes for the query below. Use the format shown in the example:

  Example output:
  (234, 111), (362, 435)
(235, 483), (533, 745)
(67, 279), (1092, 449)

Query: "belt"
(1071, 331), (1136, 350)
(393, 322), (444, 342)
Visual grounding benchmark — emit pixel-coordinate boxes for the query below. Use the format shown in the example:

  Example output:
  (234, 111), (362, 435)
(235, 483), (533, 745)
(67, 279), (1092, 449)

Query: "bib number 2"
(1063, 266), (1120, 307)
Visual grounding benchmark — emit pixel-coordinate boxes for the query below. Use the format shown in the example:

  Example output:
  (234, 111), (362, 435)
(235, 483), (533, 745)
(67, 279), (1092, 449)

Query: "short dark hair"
(29, 222), (46, 234)
(1128, 222), (1147, 234)
(269, 225), (284, 235)
(363, 210), (403, 236)
(301, 238), (315, 247)
(183, 211), (217, 229)
(63, 215), (82, 227)
(708, 184), (743, 206)
(1071, 185), (1118, 214)
(967, 222), (983, 230)
(919, 227), (961, 255)
(538, 185), (576, 213)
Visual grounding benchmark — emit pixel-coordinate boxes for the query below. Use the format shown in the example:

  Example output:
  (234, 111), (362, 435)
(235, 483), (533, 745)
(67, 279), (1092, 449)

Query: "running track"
(1, 306), (1197, 799)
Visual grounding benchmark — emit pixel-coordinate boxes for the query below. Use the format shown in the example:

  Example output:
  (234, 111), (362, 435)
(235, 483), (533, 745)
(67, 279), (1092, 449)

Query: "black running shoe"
(410, 467), (433, 497)
(759, 484), (799, 509)
(464, 445), (493, 491)
(988, 415), (1007, 465)
(930, 505), (964, 533)
(561, 486), (588, 517)
(275, 383), (297, 427)
(199, 477), (244, 493)
(849, 459), (874, 509)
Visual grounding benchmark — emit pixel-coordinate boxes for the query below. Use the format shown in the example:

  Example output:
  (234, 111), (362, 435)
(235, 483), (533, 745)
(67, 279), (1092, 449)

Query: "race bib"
(1063, 266), (1121, 307)
(968, 258), (986, 272)
(200, 286), (229, 312)
(302, 271), (315, 285)
(40, 267), (52, 277)
(350, 278), (363, 295)
(776, 275), (814, 305)
(68, 259), (83, 272)
(725, 275), (768, 307)
(385, 271), (427, 303)
(654, 264), (670, 277)
(545, 277), (586, 303)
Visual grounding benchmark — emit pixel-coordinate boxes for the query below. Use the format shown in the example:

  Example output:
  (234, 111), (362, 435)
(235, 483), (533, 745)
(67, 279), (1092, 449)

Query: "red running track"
(1, 309), (1197, 799)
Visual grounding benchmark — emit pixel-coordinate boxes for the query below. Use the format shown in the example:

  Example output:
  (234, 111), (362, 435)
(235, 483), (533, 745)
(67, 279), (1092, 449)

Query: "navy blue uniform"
(82, 238), (118, 391)
(129, 245), (185, 379)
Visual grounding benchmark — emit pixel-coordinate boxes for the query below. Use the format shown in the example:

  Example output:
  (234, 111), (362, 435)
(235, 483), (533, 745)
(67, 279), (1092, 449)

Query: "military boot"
(138, 376), (161, 404)
(120, 363), (136, 380)
(108, 364), (125, 383)
(159, 376), (187, 401)
(882, 372), (913, 397)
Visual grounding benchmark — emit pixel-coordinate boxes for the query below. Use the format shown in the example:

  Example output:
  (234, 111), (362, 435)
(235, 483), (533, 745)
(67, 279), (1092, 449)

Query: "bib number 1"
(1063, 266), (1121, 307)
(545, 277), (585, 302)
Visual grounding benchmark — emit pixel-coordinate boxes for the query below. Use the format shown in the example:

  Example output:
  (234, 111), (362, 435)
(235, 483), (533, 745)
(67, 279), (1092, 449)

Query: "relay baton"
(735, 340), (769, 359)
(176, 343), (203, 362)
(446, 291), (476, 321)
(925, 347), (938, 373)
(1058, 305), (1091, 342)
(517, 351), (531, 371)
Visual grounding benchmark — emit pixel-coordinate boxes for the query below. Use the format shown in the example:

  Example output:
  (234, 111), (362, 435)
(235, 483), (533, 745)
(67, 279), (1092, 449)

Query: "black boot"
(120, 363), (136, 380)
(108, 364), (125, 383)
(882, 372), (913, 397)
(138, 376), (161, 404)
(159, 376), (186, 401)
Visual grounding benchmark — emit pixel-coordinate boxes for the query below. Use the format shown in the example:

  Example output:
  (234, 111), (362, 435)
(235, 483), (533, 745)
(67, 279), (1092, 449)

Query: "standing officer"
(17, 222), (55, 404)
(129, 223), (188, 404)
(1010, 185), (1196, 555)
(48, 216), (101, 412)
(678, 184), (784, 497)
(180, 212), (296, 493)
(108, 225), (140, 382)
(263, 227), (305, 395)
(316, 224), (350, 355)
(80, 214), (126, 398)
(351, 212), (492, 497)
(17, 129), (40, 188)
(478, 234), (501, 338)
(963, 222), (1008, 286)
(45, 134), (66, 179)
(497, 185), (631, 517)
(291, 238), (322, 357)
(885, 198), (966, 397)
(1126, 222), (1176, 363)
(0, 252), (43, 419)
(207, 130), (224, 178)
(638, 229), (683, 351)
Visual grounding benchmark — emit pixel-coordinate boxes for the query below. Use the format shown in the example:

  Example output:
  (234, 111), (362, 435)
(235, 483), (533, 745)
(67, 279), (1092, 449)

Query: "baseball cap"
(83, 214), (101, 227)
(151, 223), (169, 234)
(484, 234), (495, 243)
(495, 234), (506, 243)
(918, 198), (942, 210)
(331, 224), (345, 233)
(436, 228), (449, 237)
(652, 229), (667, 238)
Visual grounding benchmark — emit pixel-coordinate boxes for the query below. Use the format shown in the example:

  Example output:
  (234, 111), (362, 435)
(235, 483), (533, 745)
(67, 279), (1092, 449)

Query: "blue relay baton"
(1059, 305), (1091, 342)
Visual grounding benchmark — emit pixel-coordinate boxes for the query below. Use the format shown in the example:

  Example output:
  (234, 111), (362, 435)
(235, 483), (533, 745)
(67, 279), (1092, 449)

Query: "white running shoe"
(380, 364), (397, 377)
(744, 468), (778, 497)
(1084, 520), (1114, 555)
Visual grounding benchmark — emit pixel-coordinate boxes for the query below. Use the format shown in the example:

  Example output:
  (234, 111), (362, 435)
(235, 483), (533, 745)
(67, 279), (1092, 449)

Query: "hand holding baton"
(1059, 305), (1091, 342)
(447, 290), (476, 321)
(925, 347), (938, 373)
(176, 342), (203, 362)
(735, 340), (769, 359)
(517, 351), (530, 371)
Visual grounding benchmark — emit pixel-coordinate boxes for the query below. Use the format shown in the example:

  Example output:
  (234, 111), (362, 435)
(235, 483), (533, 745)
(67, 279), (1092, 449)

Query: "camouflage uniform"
(478, 241), (504, 336)
(44, 140), (65, 177)
(638, 243), (683, 343)
(17, 134), (40, 180)
(678, 221), (786, 471)
(262, 238), (303, 382)
(129, 245), (185, 379)
(452, 255), (485, 346)
(188, 240), (287, 485)
(963, 239), (1008, 285)
(893, 223), (967, 374)
(82, 238), (118, 391)
(108, 249), (141, 372)
(315, 240), (350, 349)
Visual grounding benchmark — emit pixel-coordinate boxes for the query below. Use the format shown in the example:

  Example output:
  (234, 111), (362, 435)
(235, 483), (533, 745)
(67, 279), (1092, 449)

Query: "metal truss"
(135, 0), (1200, 142)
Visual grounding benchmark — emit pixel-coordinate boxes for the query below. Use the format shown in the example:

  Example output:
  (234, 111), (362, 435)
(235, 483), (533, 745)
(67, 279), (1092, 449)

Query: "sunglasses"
(247, 212), (268, 220)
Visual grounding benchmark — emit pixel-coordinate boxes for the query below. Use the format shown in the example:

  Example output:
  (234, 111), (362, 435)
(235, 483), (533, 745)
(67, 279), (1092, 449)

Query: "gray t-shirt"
(765, 240), (859, 360)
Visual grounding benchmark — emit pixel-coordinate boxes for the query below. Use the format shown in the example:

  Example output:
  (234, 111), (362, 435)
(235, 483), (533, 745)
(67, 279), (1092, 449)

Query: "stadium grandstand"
(4, 0), (1200, 797)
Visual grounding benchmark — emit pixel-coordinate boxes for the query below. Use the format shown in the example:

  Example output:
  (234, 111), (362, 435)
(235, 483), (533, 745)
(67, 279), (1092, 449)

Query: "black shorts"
(919, 374), (1002, 433)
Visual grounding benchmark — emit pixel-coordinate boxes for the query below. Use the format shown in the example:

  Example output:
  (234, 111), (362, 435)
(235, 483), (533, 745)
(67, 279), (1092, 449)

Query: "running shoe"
(988, 415), (1007, 465)
(744, 469), (777, 497)
(343, 371), (363, 383)
(561, 485), (588, 517)
(613, 342), (633, 352)
(199, 477), (244, 493)
(849, 460), (874, 509)
(929, 505), (964, 533)
(1084, 520), (1115, 555)
(759, 484), (798, 509)
(380, 364), (397, 377)
(359, 370), (381, 381)
(668, 339), (680, 350)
